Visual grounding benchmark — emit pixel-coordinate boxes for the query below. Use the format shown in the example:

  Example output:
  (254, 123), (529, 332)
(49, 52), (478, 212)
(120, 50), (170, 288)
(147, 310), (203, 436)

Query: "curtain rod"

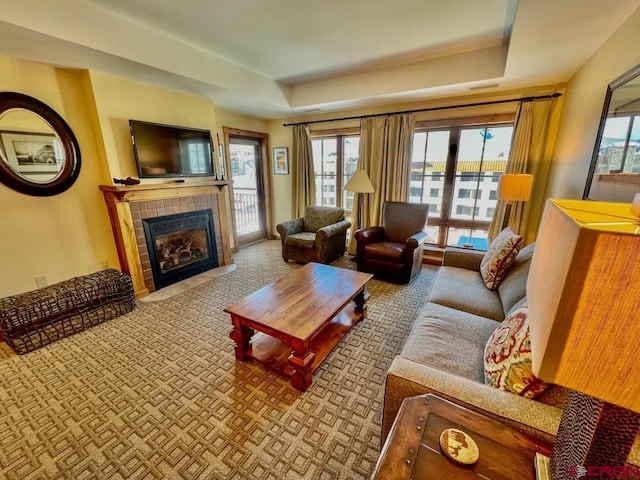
(282, 92), (562, 127)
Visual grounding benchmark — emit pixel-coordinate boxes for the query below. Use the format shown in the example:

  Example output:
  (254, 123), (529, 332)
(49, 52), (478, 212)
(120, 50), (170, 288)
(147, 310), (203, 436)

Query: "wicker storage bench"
(0, 269), (135, 354)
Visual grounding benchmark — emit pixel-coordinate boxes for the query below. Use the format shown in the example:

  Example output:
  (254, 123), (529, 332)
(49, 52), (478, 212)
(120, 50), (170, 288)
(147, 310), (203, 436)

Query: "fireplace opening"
(143, 209), (218, 289)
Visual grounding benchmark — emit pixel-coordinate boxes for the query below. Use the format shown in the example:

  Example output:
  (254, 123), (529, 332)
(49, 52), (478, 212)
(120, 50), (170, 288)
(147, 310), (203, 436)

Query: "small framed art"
(273, 147), (289, 175)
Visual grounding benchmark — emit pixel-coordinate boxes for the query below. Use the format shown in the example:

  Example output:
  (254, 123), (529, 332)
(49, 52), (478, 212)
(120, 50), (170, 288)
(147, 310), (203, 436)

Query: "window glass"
(313, 138), (337, 207)
(342, 136), (360, 211)
(410, 122), (514, 249)
(410, 130), (450, 222)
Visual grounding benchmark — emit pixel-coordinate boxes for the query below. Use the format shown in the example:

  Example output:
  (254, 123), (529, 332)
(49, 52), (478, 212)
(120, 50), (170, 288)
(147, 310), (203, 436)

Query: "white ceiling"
(0, 0), (639, 118)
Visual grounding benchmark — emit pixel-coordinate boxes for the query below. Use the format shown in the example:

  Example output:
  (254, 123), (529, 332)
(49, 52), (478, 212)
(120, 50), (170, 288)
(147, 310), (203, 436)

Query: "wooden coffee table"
(224, 262), (373, 391)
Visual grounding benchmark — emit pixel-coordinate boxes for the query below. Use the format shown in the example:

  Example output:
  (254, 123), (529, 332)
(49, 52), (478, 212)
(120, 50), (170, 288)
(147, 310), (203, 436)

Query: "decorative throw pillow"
(480, 227), (523, 290)
(483, 304), (550, 399)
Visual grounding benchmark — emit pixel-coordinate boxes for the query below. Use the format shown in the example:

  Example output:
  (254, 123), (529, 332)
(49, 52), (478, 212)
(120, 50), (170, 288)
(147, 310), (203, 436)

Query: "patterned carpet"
(0, 241), (437, 480)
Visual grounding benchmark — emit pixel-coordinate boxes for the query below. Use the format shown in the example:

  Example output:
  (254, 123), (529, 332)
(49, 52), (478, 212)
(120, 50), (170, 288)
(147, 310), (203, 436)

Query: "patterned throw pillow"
(480, 227), (523, 290)
(484, 304), (550, 399)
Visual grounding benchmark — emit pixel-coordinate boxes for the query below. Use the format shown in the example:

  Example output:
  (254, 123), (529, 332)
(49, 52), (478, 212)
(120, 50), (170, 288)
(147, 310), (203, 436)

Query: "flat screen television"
(129, 120), (215, 178)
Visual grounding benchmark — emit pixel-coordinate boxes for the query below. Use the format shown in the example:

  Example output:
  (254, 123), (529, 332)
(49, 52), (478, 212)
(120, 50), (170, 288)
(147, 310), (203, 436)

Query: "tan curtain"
(348, 113), (415, 253)
(291, 125), (316, 218)
(488, 98), (557, 243)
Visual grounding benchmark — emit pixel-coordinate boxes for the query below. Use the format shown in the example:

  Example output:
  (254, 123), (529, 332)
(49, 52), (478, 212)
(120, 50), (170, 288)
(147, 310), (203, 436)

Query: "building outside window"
(595, 114), (640, 173)
(410, 123), (513, 249)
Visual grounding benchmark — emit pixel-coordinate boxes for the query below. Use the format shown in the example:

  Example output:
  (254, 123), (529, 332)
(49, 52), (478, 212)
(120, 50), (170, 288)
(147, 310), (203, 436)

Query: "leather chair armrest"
(405, 231), (427, 250)
(354, 226), (384, 246)
(316, 219), (351, 240)
(276, 218), (303, 237)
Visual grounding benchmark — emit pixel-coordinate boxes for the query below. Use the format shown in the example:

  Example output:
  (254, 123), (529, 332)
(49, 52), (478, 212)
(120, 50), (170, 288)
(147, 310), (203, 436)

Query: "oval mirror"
(0, 92), (81, 196)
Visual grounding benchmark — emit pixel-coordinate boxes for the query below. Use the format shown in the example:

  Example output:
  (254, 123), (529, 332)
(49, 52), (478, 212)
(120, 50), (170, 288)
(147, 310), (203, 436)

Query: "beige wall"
(88, 72), (219, 181)
(548, 7), (640, 200)
(0, 55), (116, 296)
(0, 57), (226, 297)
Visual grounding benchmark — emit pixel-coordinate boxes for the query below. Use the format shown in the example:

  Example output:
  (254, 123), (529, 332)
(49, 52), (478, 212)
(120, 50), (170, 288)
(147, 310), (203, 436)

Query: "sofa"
(382, 241), (640, 463)
(382, 243), (569, 445)
(276, 205), (351, 264)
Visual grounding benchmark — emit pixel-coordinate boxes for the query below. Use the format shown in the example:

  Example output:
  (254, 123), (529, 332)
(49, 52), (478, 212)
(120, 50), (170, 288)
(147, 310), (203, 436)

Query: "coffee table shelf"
(224, 263), (372, 391)
(250, 303), (359, 377)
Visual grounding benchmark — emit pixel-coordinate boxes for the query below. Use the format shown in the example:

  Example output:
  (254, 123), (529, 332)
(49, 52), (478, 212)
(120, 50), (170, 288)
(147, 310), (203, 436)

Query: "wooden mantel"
(100, 180), (233, 298)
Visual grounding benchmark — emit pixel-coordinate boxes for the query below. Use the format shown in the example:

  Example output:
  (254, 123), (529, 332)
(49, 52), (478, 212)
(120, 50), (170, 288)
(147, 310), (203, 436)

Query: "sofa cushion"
(428, 266), (505, 321)
(402, 302), (501, 384)
(480, 227), (523, 290)
(303, 206), (344, 232)
(499, 243), (535, 317)
(484, 304), (551, 399)
(285, 232), (316, 249)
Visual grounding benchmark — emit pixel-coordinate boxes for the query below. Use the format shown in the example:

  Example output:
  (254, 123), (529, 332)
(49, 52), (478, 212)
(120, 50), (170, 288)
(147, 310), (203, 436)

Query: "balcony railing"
(234, 189), (260, 235)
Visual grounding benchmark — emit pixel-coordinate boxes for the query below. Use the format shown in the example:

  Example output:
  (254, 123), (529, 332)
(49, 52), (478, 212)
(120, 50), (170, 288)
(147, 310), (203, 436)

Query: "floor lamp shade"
(344, 170), (374, 233)
(344, 170), (374, 193)
(527, 199), (640, 476)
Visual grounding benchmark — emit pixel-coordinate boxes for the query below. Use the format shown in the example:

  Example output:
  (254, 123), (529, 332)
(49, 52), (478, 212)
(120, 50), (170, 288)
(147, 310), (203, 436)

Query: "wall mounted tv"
(129, 120), (215, 178)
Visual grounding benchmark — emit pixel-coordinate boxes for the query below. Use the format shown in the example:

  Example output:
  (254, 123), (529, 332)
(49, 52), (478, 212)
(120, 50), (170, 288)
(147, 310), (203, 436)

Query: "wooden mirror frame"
(583, 64), (640, 199)
(0, 92), (81, 196)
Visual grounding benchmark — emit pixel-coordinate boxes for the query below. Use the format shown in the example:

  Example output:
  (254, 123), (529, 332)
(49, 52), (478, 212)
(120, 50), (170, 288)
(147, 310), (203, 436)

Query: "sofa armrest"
(316, 219), (351, 240)
(383, 356), (562, 446)
(276, 218), (304, 237)
(442, 247), (485, 271)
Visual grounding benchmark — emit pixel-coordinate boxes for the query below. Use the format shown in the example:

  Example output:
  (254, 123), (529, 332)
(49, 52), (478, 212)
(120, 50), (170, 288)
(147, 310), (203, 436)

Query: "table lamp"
(344, 170), (375, 230)
(498, 173), (534, 230)
(527, 199), (640, 479)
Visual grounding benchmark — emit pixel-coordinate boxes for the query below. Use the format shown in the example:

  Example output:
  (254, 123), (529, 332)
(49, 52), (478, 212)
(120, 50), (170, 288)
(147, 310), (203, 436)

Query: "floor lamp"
(527, 199), (640, 479)
(498, 173), (533, 231)
(344, 170), (375, 231)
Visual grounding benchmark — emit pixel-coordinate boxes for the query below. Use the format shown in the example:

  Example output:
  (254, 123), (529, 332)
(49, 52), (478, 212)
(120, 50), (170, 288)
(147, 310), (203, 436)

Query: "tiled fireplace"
(101, 181), (233, 298)
(141, 209), (218, 290)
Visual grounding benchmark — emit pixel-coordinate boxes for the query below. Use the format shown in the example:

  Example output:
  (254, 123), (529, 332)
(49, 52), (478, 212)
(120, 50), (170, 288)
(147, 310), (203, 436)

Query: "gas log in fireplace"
(143, 210), (218, 289)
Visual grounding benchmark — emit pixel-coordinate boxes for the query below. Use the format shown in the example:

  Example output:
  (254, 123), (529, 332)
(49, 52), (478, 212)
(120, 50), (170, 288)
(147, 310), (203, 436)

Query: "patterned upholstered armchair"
(276, 206), (351, 264)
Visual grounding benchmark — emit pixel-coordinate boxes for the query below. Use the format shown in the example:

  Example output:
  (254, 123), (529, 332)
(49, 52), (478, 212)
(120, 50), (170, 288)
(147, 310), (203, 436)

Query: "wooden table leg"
(229, 316), (254, 361)
(288, 339), (316, 392)
(353, 288), (370, 322)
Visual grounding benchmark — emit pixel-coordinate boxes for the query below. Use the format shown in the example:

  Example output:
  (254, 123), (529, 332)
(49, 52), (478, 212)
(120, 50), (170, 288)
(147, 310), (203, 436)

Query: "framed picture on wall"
(273, 147), (289, 175)
(0, 131), (63, 180)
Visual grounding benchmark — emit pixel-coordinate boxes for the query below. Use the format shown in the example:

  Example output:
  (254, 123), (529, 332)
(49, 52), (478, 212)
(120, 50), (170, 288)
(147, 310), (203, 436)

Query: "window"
(596, 114), (640, 173)
(312, 134), (360, 212)
(458, 189), (479, 199)
(410, 122), (514, 249)
(456, 205), (480, 216)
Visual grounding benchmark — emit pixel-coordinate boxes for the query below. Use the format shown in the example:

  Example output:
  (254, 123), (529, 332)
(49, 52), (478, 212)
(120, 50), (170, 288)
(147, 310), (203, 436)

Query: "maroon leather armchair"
(354, 201), (429, 283)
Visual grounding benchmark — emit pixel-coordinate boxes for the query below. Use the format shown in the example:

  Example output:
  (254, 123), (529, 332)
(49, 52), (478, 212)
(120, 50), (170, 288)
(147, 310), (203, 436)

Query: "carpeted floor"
(0, 241), (437, 480)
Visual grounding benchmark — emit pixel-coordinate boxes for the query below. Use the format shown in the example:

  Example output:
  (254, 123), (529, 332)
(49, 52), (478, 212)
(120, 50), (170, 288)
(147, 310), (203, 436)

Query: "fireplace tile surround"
(101, 181), (233, 298)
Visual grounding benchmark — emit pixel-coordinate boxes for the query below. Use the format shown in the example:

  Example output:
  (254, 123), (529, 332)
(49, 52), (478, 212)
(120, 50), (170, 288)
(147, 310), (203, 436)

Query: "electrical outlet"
(99, 260), (109, 270)
(35, 275), (48, 288)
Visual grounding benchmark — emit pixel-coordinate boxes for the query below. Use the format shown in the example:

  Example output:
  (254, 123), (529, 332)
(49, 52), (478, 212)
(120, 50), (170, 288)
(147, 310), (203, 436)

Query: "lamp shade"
(498, 174), (533, 202)
(344, 170), (374, 193)
(526, 199), (640, 413)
